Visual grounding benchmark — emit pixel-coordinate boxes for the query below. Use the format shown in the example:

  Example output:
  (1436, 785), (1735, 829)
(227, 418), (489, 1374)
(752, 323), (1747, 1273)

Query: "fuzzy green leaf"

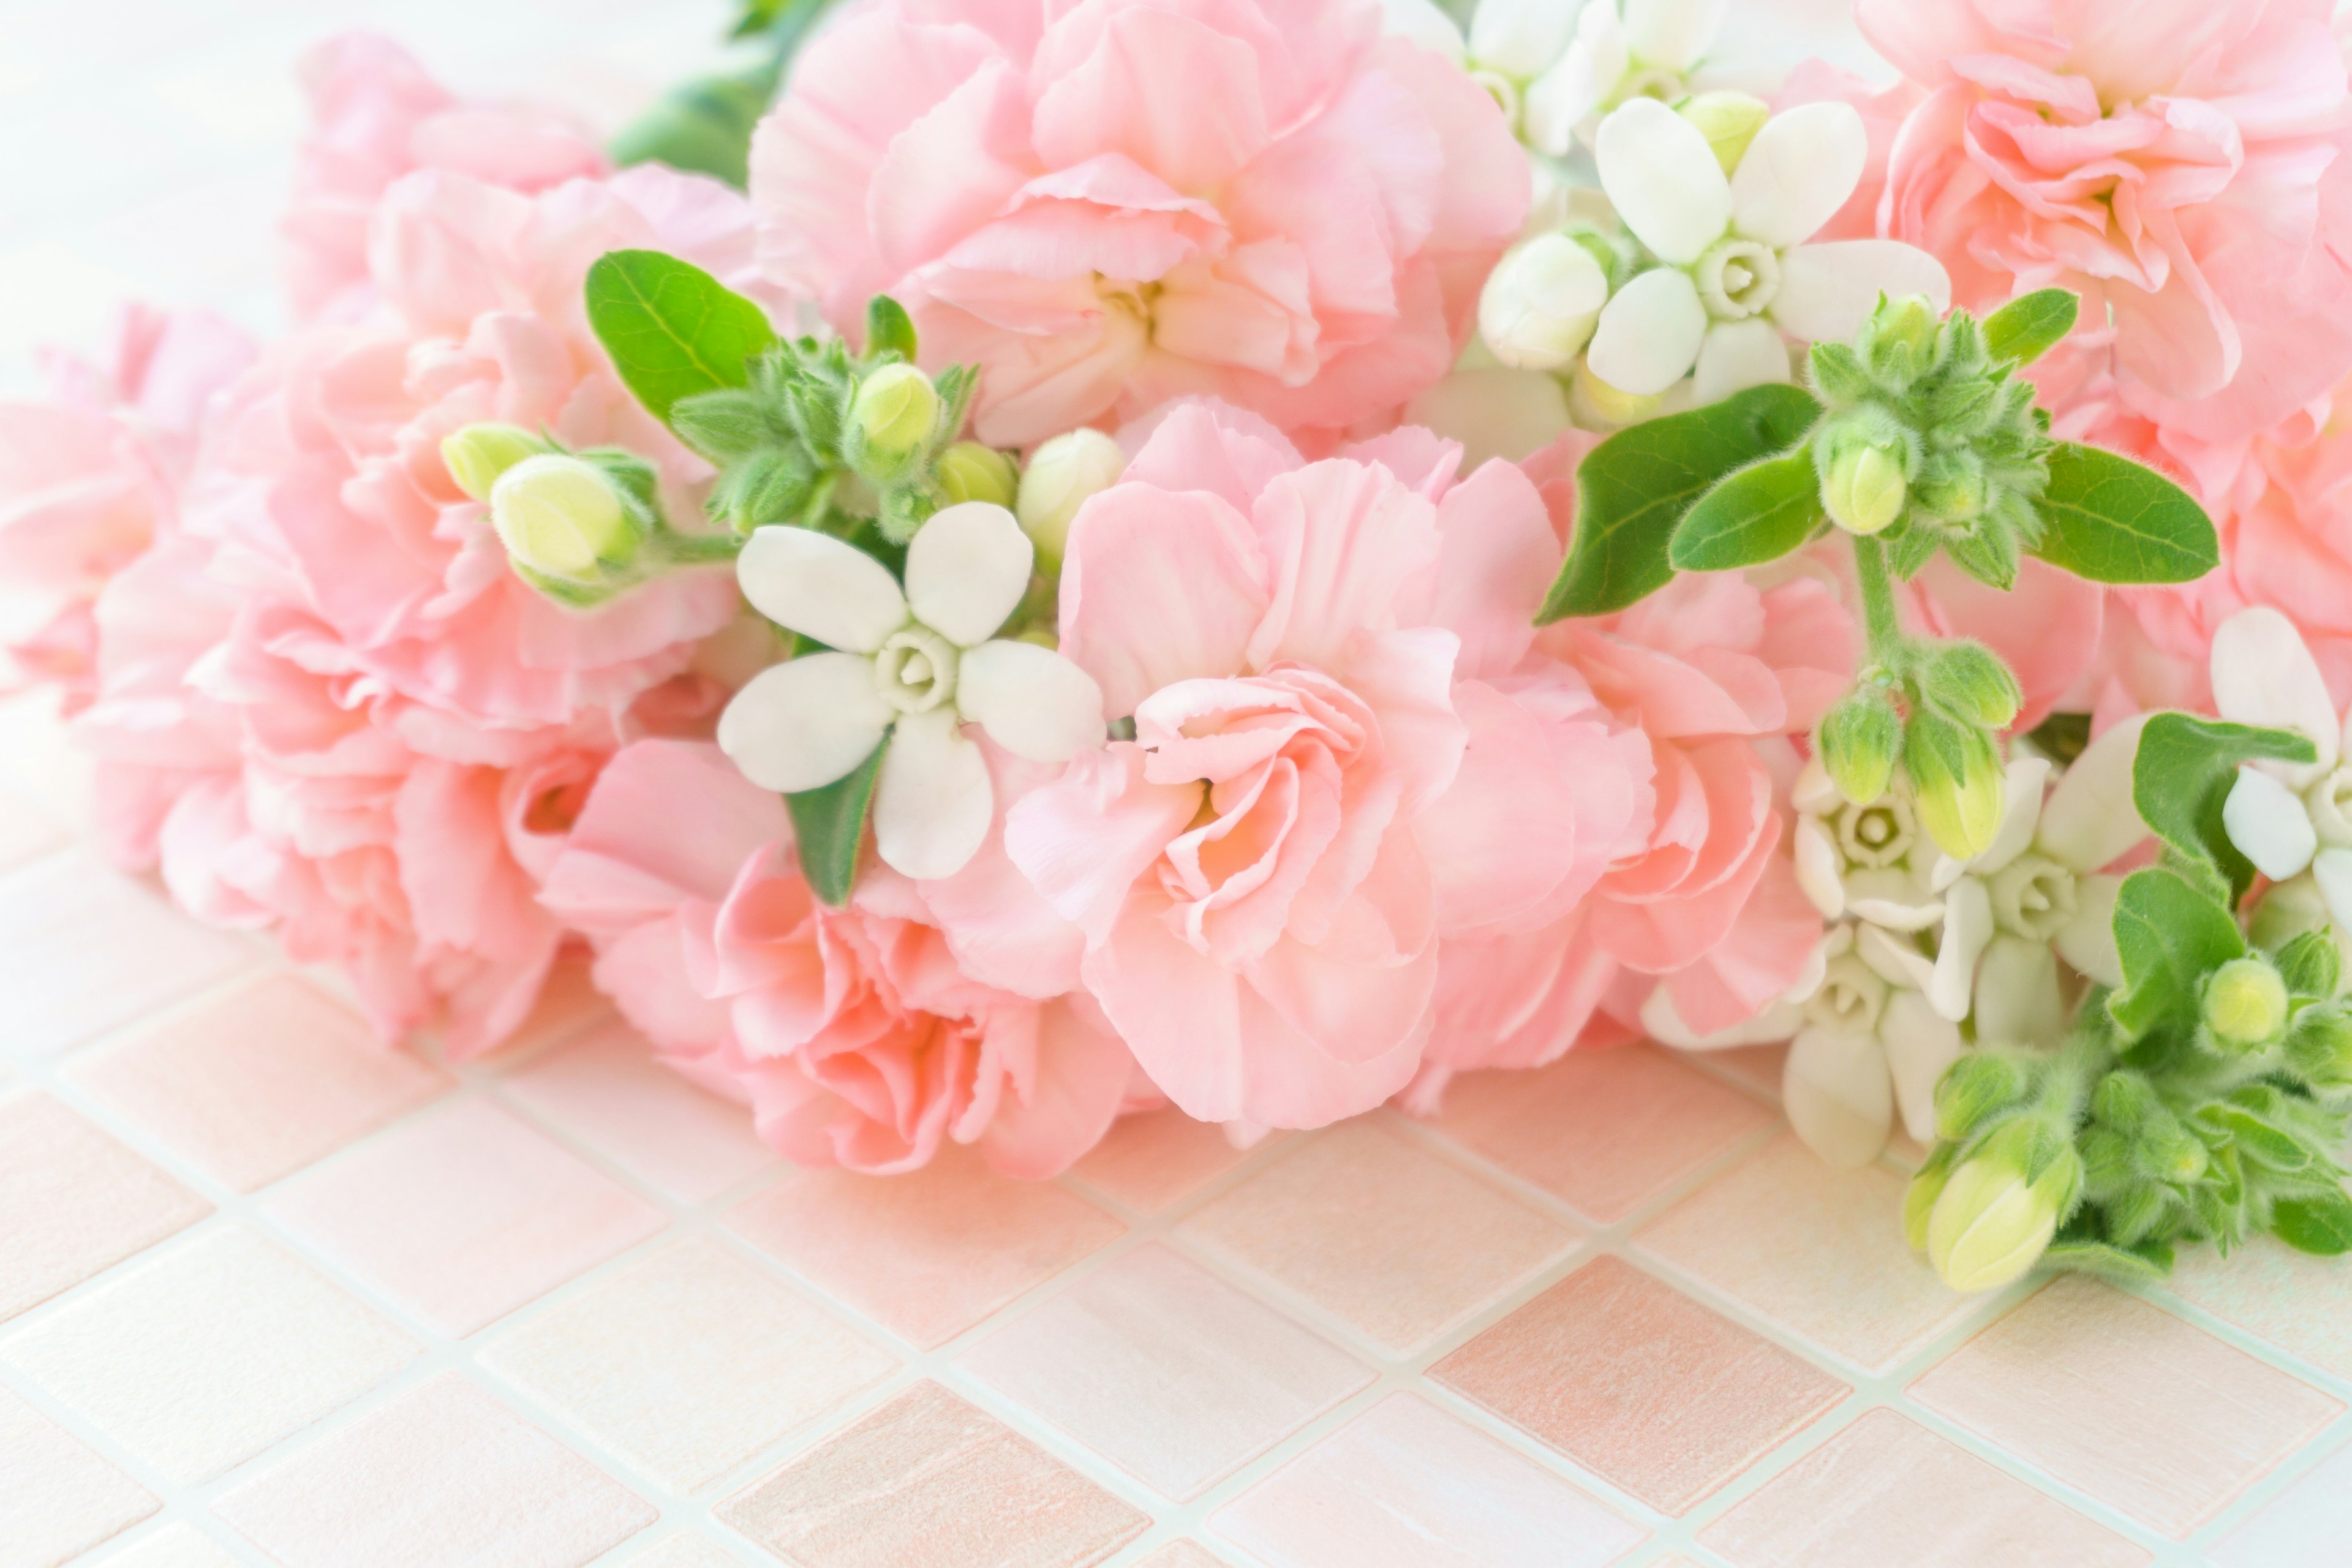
(2029, 442), (2219, 584)
(1536, 383), (1820, 621)
(2272, 1189), (2352, 1255)
(2043, 1234), (2176, 1283)
(784, 738), (886, 907)
(1669, 451), (1823, 571)
(585, 250), (778, 424)
(1983, 288), (2080, 366)
(865, 296), (918, 362)
(2108, 866), (2248, 1041)
(2133, 714), (2318, 897)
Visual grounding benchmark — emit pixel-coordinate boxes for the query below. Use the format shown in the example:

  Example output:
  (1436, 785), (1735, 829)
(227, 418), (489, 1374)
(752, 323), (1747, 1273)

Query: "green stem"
(1851, 533), (1907, 671)
(650, 530), (746, 567)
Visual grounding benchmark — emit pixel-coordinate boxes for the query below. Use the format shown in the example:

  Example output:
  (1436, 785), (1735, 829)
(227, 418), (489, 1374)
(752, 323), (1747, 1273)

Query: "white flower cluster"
(2214, 608), (2352, 954)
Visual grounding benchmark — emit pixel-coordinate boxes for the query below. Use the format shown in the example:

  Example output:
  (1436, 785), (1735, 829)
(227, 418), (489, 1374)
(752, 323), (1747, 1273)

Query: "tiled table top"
(7, 3), (2352, 1566)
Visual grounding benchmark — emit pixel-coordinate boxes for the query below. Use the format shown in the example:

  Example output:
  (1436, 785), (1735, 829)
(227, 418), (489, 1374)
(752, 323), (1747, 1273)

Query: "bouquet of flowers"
(10, 0), (2352, 1297)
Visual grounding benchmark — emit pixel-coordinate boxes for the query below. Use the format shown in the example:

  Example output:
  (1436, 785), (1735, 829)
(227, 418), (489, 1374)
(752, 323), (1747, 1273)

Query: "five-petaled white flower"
(2212, 606), (2352, 930)
(1587, 97), (1950, 401)
(717, 502), (1106, 881)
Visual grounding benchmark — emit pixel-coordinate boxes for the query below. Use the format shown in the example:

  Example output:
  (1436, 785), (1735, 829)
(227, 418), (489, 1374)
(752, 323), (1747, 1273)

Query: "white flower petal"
(1858, 921), (1937, 993)
(1692, 318), (1790, 404)
(1596, 97), (1732, 265)
(1481, 235), (1610, 371)
(1785, 1025), (1893, 1168)
(1769, 240), (1952, 345)
(2313, 846), (2352, 933)
(2211, 607), (2340, 783)
(1623, 0), (1725, 70)
(737, 526), (908, 654)
(1585, 266), (1708, 395)
(1795, 816), (1844, 918)
(1728, 102), (1866, 250)
(1521, 7), (1622, 156)
(1643, 986), (1804, 1049)
(2225, 766), (2319, 882)
(1973, 933), (2065, 1046)
(1970, 756), (2050, 876)
(1792, 756), (1838, 813)
(957, 638), (1106, 763)
(1468, 0), (1580, 78)
(716, 653), (894, 795)
(1379, 0), (1466, 63)
(1929, 852), (1967, 894)
(2055, 873), (2123, 987)
(872, 705), (993, 880)
(1928, 874), (1992, 1022)
(904, 501), (1034, 647)
(1880, 989), (1963, 1145)
(1781, 933), (1833, 1004)
(2035, 712), (2150, 872)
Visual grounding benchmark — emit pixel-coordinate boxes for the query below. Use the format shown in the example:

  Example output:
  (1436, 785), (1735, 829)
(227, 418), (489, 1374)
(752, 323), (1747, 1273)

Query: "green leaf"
(1983, 288), (2080, 366)
(1668, 451), (1823, 571)
(2043, 1235), (2176, 1283)
(784, 737), (886, 907)
(2133, 714), (2318, 897)
(606, 63), (778, 189)
(2271, 1188), (2352, 1255)
(584, 251), (779, 424)
(2203, 1106), (2312, 1172)
(1536, 383), (1820, 621)
(865, 296), (918, 362)
(2029, 442), (2219, 584)
(2108, 867), (2247, 1041)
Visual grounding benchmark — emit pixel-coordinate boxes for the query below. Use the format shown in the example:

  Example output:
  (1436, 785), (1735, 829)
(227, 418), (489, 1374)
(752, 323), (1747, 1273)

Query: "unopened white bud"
(1016, 428), (1126, 562)
(1479, 235), (1610, 371)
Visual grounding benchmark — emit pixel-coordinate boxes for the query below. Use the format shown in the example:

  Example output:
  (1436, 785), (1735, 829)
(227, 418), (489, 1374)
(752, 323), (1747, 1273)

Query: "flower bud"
(1570, 358), (1663, 429)
(1677, 91), (1770, 174)
(1822, 442), (1907, 535)
(1479, 234), (1610, 371)
(491, 455), (644, 589)
(1016, 428), (1126, 562)
(2202, 956), (2290, 1052)
(936, 441), (1018, 510)
(1863, 293), (1940, 380)
(1905, 709), (2006, 859)
(2286, 1003), (2352, 1093)
(1935, 1053), (2028, 1143)
(1927, 1120), (2078, 1292)
(1918, 641), (2023, 731)
(1903, 1147), (1954, 1253)
(442, 424), (545, 502)
(1819, 684), (1903, 805)
(850, 363), (940, 466)
(2275, 928), (2343, 1001)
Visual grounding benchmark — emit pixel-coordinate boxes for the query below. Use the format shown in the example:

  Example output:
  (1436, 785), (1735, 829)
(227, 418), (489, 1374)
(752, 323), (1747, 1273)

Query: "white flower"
(2211, 606), (2352, 930)
(1524, 0), (1728, 154)
(717, 502), (1106, 880)
(1479, 233), (1611, 371)
(1586, 99), (1950, 400)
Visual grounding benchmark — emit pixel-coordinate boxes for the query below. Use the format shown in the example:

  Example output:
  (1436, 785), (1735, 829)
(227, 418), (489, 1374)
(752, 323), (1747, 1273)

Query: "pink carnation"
(1861, 0), (2352, 445)
(750, 0), (1528, 445)
(541, 740), (1138, 1177)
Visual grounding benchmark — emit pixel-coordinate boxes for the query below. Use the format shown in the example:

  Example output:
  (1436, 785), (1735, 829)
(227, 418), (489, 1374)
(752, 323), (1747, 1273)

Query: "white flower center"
(1988, 853), (2075, 941)
(1695, 236), (1779, 320)
(1835, 796), (1915, 870)
(1807, 954), (1888, 1033)
(873, 626), (959, 714)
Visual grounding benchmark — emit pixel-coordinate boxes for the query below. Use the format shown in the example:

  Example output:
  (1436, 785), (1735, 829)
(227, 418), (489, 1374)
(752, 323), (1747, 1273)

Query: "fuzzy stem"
(650, 530), (746, 567)
(1851, 533), (1907, 670)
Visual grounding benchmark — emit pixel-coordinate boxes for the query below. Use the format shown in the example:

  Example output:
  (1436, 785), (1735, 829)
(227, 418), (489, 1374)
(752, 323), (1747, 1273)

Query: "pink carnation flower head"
(751, 0), (1529, 445)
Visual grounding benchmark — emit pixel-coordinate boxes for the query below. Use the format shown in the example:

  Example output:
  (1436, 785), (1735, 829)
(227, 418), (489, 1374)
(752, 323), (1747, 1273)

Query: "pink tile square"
(958, 1243), (1371, 1499)
(500, 1018), (775, 1204)
(718, 1382), (1147, 1568)
(1634, 1133), (1979, 1372)
(1909, 1276), (2342, 1538)
(0, 1384), (156, 1567)
(215, 1373), (655, 1567)
(0, 851), (252, 1058)
(2210, 1436), (2352, 1568)
(1212, 1395), (1645, 1568)
(64, 973), (448, 1193)
(1178, 1120), (1578, 1354)
(729, 1148), (1122, 1349)
(260, 1099), (666, 1336)
(2167, 1237), (2352, 1384)
(1068, 1108), (1263, 1213)
(1432, 1255), (1847, 1514)
(1697, 1409), (2149, 1567)
(0, 1089), (209, 1321)
(1435, 1046), (1775, 1222)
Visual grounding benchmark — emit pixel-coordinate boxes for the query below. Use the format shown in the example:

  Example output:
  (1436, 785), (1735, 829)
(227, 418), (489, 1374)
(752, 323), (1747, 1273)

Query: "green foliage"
(1981, 288), (2079, 366)
(2108, 868), (2248, 1041)
(584, 251), (778, 422)
(784, 740), (886, 908)
(607, 62), (778, 189)
(2131, 715), (2318, 898)
(1667, 450), (1823, 571)
(2030, 442), (2220, 584)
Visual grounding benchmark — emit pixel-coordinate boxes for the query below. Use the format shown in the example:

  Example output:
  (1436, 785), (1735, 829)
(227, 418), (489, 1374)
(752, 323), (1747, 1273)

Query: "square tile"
(262, 1099), (666, 1336)
(1212, 1394), (1645, 1568)
(0, 1384), (155, 1567)
(94, 1523), (246, 1568)
(1, 1226), (417, 1483)
(500, 1018), (775, 1204)
(482, 1235), (897, 1491)
(1179, 1120), (1578, 1354)
(2167, 1237), (2352, 1384)
(1432, 1255), (1846, 1514)
(1909, 1276), (2342, 1538)
(214, 1374), (654, 1568)
(1697, 1408), (2148, 1567)
(1679, 1043), (1787, 1099)
(1634, 1133), (1978, 1372)
(718, 1381), (1147, 1568)
(729, 1148), (1122, 1349)
(2209, 1437), (2352, 1568)
(958, 1243), (1371, 1500)
(1068, 1109), (1263, 1213)
(0, 1090), (209, 1321)
(0, 851), (251, 1058)
(1135, 1545), (1232, 1567)
(1435, 1046), (1775, 1223)
(64, 973), (448, 1193)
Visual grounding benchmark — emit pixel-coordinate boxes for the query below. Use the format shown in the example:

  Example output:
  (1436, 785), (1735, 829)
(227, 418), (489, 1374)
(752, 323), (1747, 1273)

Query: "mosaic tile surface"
(6, 4), (2352, 1565)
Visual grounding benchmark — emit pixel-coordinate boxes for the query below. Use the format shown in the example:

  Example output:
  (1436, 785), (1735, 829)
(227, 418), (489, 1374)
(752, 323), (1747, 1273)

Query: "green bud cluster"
(1808, 294), (2053, 590)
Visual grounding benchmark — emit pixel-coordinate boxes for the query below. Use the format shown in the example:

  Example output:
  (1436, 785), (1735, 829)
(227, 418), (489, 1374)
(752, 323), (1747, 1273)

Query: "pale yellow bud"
(851, 363), (939, 462)
(1926, 1130), (2076, 1293)
(1678, 91), (1770, 174)
(1822, 443), (1907, 535)
(441, 423), (545, 502)
(2203, 957), (2290, 1051)
(490, 455), (639, 585)
(936, 441), (1018, 509)
(1016, 428), (1126, 562)
(1570, 358), (1662, 429)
